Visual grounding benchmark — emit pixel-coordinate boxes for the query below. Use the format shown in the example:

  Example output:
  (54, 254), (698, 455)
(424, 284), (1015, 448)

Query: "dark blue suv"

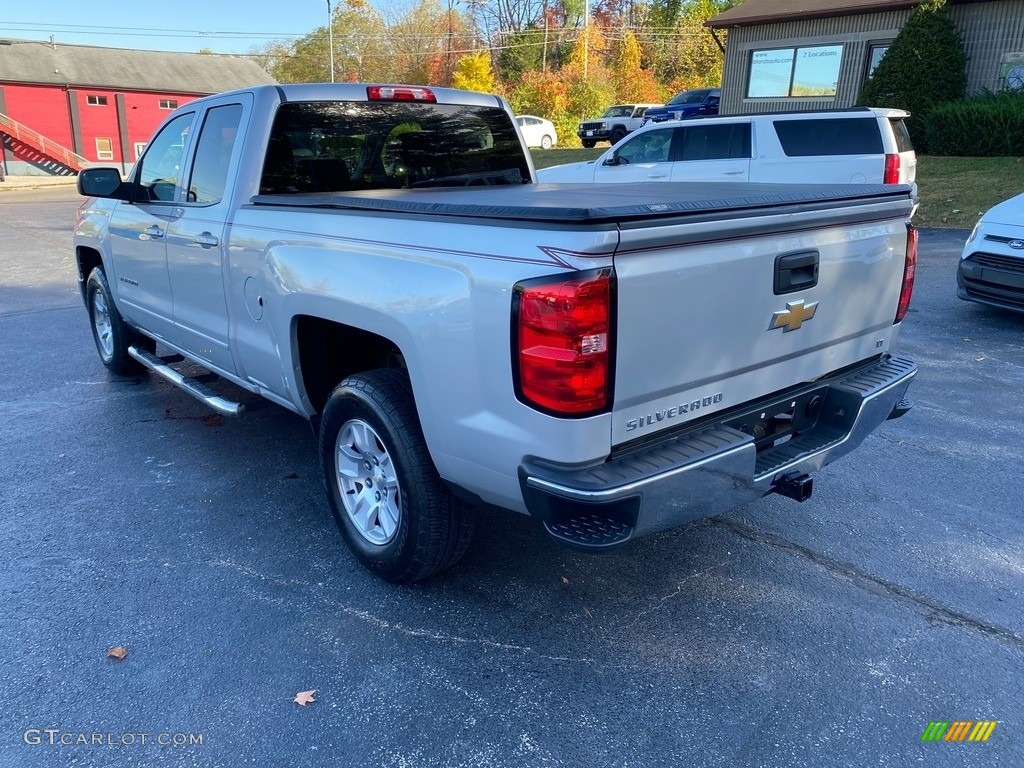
(642, 88), (721, 124)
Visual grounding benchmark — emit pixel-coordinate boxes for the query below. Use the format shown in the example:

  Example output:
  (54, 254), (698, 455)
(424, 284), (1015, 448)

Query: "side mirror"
(604, 154), (626, 166)
(77, 167), (129, 199)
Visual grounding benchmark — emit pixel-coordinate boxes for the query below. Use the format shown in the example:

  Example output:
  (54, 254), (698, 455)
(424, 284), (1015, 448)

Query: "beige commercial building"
(707, 0), (1024, 115)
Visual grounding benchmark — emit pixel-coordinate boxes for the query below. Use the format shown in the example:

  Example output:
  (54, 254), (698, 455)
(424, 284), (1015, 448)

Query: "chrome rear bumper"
(520, 356), (917, 551)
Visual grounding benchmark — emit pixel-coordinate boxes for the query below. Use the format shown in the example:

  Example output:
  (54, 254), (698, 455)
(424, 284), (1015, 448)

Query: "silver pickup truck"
(74, 83), (918, 583)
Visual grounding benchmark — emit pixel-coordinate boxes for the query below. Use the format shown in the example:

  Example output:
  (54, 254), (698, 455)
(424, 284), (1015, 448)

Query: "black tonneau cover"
(250, 181), (913, 224)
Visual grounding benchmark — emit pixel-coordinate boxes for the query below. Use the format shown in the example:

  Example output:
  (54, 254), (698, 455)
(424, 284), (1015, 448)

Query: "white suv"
(542, 107), (916, 193)
(576, 103), (663, 148)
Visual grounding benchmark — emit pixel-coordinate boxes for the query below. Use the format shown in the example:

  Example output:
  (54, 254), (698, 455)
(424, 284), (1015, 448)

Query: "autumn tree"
(611, 29), (661, 102)
(452, 50), (497, 92)
(387, 0), (475, 85)
(329, 0), (394, 82)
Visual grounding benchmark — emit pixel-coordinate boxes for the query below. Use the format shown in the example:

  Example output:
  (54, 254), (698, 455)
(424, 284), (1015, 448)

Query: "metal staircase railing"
(0, 112), (88, 172)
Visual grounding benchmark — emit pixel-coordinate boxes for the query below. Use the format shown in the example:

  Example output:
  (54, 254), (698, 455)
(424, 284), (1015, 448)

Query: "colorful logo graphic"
(921, 721), (998, 743)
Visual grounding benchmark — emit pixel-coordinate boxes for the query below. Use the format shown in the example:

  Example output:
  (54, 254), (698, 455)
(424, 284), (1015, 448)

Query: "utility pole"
(327, 0), (335, 83)
(583, 0), (588, 78)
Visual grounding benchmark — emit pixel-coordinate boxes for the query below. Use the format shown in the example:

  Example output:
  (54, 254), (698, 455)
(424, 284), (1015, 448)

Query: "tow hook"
(773, 472), (813, 502)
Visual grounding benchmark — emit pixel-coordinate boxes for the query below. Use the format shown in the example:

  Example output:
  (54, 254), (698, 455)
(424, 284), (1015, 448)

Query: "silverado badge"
(769, 300), (818, 332)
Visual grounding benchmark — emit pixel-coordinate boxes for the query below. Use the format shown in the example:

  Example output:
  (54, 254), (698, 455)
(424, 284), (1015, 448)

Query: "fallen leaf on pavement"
(561, 577), (569, 586)
(583, 606), (593, 619)
(294, 690), (317, 706)
(107, 646), (128, 660)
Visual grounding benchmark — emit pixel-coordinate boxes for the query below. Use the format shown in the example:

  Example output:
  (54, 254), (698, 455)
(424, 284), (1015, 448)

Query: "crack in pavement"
(712, 517), (1024, 652)
(0, 304), (80, 319)
(621, 559), (730, 630)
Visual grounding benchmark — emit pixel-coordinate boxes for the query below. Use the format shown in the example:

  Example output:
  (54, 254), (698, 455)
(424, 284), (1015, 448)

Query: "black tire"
(581, 139), (596, 149)
(85, 267), (154, 375)
(319, 368), (474, 584)
(609, 127), (627, 144)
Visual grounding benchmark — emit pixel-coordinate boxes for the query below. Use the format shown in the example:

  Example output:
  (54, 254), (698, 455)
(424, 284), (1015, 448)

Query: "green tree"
(270, 32), (331, 83)
(452, 50), (497, 92)
(496, 26), (548, 80)
(647, 0), (724, 88)
(857, 0), (967, 151)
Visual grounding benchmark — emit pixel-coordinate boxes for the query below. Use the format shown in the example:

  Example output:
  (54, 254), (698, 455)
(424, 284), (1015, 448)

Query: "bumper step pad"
(544, 514), (634, 549)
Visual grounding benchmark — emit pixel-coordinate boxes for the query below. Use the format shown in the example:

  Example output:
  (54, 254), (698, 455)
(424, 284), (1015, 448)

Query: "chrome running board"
(128, 346), (245, 418)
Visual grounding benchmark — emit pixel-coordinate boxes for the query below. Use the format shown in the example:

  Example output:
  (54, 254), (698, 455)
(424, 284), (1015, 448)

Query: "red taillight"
(883, 153), (900, 184)
(895, 225), (917, 323)
(514, 270), (613, 416)
(366, 85), (437, 103)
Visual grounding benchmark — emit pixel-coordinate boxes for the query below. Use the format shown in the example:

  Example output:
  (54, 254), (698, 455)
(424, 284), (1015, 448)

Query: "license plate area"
(722, 386), (829, 453)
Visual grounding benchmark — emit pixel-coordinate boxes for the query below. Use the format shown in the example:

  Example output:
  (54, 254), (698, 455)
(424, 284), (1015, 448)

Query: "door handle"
(722, 170), (745, 176)
(647, 174), (668, 179)
(194, 232), (219, 248)
(144, 226), (164, 239)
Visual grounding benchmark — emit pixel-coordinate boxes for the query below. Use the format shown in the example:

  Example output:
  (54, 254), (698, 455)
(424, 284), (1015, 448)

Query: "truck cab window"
(187, 104), (243, 205)
(260, 101), (530, 193)
(136, 112), (194, 202)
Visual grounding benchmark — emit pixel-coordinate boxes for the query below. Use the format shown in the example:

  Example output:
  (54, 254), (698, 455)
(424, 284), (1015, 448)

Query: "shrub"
(927, 90), (1024, 156)
(857, 0), (966, 151)
(507, 64), (615, 148)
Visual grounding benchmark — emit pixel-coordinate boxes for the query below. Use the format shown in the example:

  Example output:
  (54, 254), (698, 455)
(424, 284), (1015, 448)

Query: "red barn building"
(0, 38), (276, 176)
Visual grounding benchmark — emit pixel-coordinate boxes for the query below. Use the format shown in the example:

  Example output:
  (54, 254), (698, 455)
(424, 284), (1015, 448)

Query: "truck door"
(106, 111), (195, 344)
(164, 98), (249, 375)
(669, 122), (751, 182)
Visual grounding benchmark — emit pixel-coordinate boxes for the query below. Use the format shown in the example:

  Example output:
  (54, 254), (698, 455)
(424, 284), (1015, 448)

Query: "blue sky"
(0, 0), (333, 55)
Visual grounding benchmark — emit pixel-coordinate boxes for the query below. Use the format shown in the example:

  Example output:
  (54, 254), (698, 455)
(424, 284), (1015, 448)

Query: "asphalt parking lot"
(1, 187), (1022, 767)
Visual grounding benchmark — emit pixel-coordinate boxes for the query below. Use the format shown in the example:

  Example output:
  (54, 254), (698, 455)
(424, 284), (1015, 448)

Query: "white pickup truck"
(74, 84), (918, 583)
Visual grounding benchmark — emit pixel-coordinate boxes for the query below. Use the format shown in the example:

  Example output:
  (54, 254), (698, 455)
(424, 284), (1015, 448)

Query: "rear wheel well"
(76, 247), (103, 301)
(295, 316), (406, 416)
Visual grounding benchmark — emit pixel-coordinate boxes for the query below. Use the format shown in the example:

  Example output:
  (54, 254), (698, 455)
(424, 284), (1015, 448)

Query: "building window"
(159, 99), (179, 110)
(747, 45), (844, 98)
(866, 45), (889, 79)
(96, 137), (114, 160)
(86, 95), (108, 106)
(134, 142), (147, 160)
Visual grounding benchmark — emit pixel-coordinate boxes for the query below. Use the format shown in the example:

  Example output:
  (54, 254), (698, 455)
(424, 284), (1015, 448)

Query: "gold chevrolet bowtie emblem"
(769, 300), (818, 332)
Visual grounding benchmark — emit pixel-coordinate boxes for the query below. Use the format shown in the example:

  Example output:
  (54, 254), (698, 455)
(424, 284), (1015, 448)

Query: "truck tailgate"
(611, 192), (913, 446)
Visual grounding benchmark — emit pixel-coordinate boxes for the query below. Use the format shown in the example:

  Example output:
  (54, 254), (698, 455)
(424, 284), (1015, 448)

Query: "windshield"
(667, 90), (710, 106)
(602, 106), (634, 118)
(260, 101), (530, 193)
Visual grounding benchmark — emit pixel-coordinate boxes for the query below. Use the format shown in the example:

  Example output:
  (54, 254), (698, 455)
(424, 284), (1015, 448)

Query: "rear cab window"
(773, 118), (883, 156)
(260, 101), (530, 194)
